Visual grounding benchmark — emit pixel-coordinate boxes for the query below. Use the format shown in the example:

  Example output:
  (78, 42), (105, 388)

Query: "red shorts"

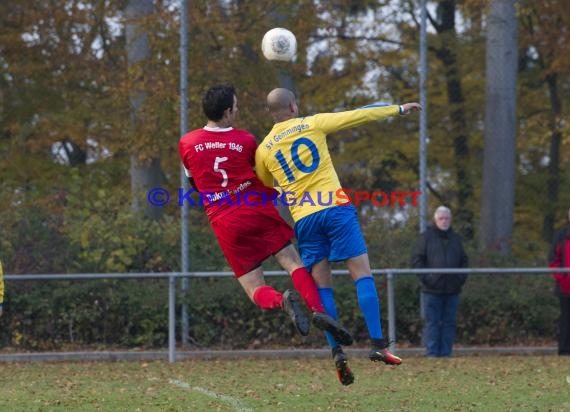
(210, 205), (294, 277)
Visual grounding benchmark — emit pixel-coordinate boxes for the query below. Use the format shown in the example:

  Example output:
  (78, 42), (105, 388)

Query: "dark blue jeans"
(421, 292), (460, 357)
(559, 295), (570, 355)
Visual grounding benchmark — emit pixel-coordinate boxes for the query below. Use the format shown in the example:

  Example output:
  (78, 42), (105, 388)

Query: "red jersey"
(179, 126), (276, 221)
(550, 237), (570, 294)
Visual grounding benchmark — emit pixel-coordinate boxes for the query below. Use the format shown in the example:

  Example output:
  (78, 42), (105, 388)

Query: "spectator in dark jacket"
(548, 209), (570, 356)
(411, 206), (468, 357)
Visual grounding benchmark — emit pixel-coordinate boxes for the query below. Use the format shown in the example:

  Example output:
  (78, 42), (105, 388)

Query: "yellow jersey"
(255, 104), (400, 222)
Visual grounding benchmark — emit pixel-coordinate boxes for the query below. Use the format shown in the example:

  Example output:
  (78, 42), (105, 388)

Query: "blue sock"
(355, 276), (383, 340)
(317, 287), (339, 348)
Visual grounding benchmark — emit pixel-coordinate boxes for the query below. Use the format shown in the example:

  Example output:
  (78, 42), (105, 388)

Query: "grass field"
(1, 355), (569, 411)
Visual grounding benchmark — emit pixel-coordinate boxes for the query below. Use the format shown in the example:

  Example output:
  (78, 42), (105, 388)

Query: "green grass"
(1, 355), (569, 411)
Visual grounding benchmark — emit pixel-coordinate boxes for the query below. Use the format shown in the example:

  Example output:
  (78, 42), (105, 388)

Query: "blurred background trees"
(1, 0), (568, 270)
(0, 0), (569, 349)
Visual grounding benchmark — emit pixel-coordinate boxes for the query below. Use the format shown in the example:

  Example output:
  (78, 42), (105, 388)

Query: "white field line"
(169, 379), (254, 412)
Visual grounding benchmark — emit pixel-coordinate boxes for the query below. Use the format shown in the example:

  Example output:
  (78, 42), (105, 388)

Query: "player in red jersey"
(178, 83), (352, 345)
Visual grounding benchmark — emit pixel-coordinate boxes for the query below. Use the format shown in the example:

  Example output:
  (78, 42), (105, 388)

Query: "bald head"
(267, 88), (297, 122)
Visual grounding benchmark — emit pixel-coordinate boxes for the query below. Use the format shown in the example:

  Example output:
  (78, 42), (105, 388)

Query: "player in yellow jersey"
(255, 88), (421, 385)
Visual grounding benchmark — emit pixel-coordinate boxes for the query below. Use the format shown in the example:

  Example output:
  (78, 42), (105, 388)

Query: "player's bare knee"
(238, 269), (265, 299)
(275, 244), (303, 273)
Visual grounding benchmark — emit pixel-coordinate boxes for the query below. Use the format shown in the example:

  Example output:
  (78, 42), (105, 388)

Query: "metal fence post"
(386, 270), (396, 352)
(168, 274), (176, 363)
(179, 0), (190, 348)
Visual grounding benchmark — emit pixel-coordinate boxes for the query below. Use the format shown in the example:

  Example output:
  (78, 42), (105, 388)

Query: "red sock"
(291, 267), (325, 313)
(252, 285), (283, 310)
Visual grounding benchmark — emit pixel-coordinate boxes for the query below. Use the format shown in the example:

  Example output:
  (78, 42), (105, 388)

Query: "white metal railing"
(5, 267), (570, 361)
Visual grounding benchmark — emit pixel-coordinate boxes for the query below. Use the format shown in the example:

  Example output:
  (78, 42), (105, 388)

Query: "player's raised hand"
(400, 102), (422, 115)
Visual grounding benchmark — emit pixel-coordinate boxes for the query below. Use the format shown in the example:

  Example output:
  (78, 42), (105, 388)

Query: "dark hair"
(202, 83), (236, 121)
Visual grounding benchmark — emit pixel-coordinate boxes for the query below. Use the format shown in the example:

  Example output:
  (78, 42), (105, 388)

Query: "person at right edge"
(548, 208), (570, 356)
(411, 206), (468, 357)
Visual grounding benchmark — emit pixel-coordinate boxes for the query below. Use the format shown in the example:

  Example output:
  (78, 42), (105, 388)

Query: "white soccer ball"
(261, 28), (297, 61)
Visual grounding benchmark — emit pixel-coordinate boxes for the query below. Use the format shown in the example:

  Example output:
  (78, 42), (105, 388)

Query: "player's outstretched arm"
(400, 102), (422, 115)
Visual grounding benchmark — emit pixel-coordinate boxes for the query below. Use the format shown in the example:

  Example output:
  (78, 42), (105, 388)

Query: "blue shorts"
(294, 204), (367, 271)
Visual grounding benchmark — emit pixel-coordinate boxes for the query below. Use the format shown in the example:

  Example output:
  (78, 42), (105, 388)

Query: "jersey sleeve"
(312, 105), (400, 135)
(244, 132), (258, 167)
(178, 137), (192, 172)
(254, 149), (274, 187)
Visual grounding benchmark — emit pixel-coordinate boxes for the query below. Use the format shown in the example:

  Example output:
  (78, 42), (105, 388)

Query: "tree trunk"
(479, 0), (518, 254)
(125, 0), (163, 219)
(130, 157), (165, 220)
(433, 0), (474, 238)
(543, 73), (562, 242)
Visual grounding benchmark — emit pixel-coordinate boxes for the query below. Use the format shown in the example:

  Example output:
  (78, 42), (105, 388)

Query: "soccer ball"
(261, 28), (297, 61)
